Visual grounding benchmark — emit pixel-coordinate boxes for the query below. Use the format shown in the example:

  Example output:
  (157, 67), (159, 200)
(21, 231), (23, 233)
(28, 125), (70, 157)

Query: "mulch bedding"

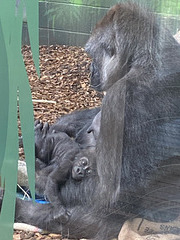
(22, 45), (102, 123)
(15, 45), (102, 239)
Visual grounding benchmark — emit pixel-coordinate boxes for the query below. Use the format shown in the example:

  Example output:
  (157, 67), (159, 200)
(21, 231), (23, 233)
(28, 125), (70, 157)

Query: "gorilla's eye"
(87, 125), (94, 135)
(106, 46), (115, 57)
(82, 160), (87, 166)
(81, 157), (88, 166)
(86, 168), (92, 174)
(87, 129), (94, 134)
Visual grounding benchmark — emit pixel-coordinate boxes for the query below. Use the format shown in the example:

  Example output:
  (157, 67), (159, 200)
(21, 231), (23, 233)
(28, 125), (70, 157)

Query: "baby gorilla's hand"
(34, 121), (53, 162)
(35, 120), (49, 142)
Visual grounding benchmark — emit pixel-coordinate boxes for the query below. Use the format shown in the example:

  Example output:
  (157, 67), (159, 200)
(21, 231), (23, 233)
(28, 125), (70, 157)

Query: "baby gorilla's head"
(72, 156), (92, 180)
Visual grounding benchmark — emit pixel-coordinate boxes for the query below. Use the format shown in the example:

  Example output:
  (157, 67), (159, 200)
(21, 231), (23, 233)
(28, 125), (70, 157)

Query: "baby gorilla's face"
(72, 157), (91, 180)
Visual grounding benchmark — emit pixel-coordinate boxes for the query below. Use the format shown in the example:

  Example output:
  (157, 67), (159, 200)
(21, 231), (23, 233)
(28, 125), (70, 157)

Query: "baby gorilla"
(45, 151), (92, 223)
(34, 120), (79, 175)
(33, 108), (101, 223)
(34, 121), (93, 223)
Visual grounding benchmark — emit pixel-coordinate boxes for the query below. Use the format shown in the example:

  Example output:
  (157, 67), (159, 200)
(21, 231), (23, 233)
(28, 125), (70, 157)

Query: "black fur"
(75, 110), (101, 148)
(43, 149), (93, 224)
(49, 107), (100, 138)
(34, 108), (100, 162)
(34, 109), (100, 223)
(34, 107), (101, 198)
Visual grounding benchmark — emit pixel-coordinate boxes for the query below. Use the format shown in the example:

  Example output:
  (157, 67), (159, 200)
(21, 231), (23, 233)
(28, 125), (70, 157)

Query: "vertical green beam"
(19, 0), (39, 202)
(0, 2), (21, 239)
(24, 0), (39, 76)
(0, 0), (39, 239)
(0, 20), (9, 173)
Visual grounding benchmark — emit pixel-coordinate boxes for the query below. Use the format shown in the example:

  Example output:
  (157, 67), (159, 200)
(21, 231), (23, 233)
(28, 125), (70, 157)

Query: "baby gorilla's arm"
(44, 148), (79, 224)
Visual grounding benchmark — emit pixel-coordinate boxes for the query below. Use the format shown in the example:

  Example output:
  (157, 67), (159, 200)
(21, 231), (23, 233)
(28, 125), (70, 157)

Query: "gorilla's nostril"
(74, 166), (83, 175)
(76, 167), (81, 174)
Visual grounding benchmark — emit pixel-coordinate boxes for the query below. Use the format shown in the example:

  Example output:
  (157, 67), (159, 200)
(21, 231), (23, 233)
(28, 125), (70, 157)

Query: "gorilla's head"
(85, 3), (161, 92)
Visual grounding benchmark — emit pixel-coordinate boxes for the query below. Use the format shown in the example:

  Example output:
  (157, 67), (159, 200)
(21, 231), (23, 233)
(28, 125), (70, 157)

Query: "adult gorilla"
(86, 2), (180, 210)
(2, 3), (180, 240)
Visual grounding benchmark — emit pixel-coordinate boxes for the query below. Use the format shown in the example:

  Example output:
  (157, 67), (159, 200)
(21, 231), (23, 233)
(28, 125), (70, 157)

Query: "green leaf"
(0, 20), (9, 173)
(24, 0), (40, 76)
(71, 0), (83, 6)
(0, 0), (39, 238)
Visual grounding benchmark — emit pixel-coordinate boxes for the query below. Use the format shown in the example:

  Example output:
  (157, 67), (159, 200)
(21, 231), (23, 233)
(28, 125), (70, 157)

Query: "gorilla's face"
(85, 30), (120, 92)
(85, 3), (160, 93)
(72, 156), (92, 180)
(85, 8), (119, 92)
(85, 7), (132, 92)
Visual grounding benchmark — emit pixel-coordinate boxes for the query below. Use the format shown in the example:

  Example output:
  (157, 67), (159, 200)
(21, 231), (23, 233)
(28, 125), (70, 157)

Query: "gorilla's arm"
(35, 159), (55, 196)
(44, 150), (77, 223)
(14, 198), (125, 240)
(49, 107), (100, 138)
(20, 108), (101, 154)
(34, 108), (101, 162)
(75, 111), (101, 148)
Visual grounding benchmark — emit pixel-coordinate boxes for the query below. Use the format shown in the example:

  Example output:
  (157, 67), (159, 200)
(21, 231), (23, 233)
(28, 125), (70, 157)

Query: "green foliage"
(153, 0), (180, 15)
(46, 3), (81, 30)
(0, 0), (39, 239)
(70, 0), (83, 5)
(131, 0), (180, 16)
(39, 0), (180, 13)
